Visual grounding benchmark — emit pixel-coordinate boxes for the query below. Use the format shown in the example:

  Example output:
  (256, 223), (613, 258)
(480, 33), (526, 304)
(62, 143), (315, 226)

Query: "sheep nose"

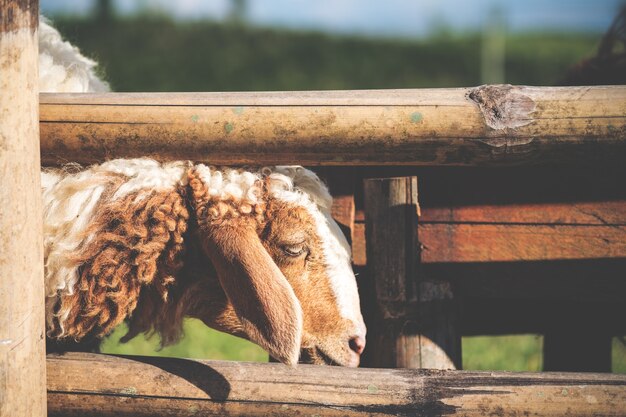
(349, 335), (366, 355)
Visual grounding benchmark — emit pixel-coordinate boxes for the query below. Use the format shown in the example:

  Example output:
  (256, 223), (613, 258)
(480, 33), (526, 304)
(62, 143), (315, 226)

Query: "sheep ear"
(202, 221), (303, 365)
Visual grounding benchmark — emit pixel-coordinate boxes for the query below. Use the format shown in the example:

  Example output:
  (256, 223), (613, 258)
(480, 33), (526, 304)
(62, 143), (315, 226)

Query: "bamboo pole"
(0, 1), (46, 417)
(47, 352), (626, 417)
(39, 85), (626, 166)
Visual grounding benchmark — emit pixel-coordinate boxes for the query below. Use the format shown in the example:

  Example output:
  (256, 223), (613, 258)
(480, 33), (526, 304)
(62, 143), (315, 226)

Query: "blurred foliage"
(50, 15), (598, 92)
(51, 15), (624, 372)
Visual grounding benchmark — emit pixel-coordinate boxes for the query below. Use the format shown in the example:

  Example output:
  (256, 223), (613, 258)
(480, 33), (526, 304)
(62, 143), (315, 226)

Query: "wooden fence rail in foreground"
(47, 353), (626, 417)
(40, 85), (626, 166)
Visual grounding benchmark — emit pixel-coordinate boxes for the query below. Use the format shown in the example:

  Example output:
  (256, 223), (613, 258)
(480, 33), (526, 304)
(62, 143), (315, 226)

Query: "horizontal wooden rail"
(47, 353), (626, 417)
(40, 85), (626, 166)
(352, 222), (626, 265)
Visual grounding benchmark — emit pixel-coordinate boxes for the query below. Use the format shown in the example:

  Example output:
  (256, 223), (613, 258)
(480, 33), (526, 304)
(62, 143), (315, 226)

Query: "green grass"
(100, 318), (267, 362)
(463, 335), (626, 373)
(613, 337), (626, 373)
(463, 335), (543, 371)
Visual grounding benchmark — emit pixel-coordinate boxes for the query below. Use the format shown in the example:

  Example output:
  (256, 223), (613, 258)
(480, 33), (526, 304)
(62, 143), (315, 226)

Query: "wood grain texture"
(362, 177), (460, 370)
(420, 201), (626, 225)
(419, 223), (626, 263)
(39, 85), (626, 166)
(349, 165), (626, 268)
(352, 222), (626, 264)
(0, 2), (47, 417)
(47, 353), (626, 417)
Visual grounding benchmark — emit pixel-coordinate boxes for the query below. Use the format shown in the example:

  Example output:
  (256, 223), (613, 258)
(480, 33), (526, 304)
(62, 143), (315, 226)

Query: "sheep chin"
(298, 346), (359, 367)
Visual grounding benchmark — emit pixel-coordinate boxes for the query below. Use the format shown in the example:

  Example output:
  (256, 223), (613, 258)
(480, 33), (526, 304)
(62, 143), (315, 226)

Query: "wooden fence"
(40, 88), (626, 415)
(2, 1), (626, 415)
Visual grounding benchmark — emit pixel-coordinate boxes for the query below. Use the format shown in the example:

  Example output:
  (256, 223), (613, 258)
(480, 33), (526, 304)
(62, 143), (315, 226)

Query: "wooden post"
(46, 352), (626, 417)
(362, 177), (460, 369)
(0, 2), (46, 417)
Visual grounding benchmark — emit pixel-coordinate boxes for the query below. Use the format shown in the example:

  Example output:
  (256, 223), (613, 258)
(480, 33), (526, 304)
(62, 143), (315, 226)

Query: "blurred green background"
(45, 2), (626, 372)
(52, 15), (598, 91)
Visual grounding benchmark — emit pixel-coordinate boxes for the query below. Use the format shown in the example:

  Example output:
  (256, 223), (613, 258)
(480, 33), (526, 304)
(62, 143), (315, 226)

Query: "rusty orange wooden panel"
(352, 222), (626, 265)
(419, 201), (626, 225)
(419, 223), (626, 263)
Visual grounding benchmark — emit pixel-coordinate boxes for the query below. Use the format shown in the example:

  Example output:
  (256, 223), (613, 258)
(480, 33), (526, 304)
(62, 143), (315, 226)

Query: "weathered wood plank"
(353, 165), (626, 222)
(352, 222), (626, 265)
(39, 85), (626, 166)
(420, 201), (626, 225)
(352, 222), (368, 266)
(0, 2), (47, 417)
(47, 353), (626, 417)
(419, 223), (626, 263)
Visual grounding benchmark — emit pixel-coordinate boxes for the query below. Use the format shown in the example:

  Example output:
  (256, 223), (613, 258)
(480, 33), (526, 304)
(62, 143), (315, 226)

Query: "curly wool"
(43, 159), (341, 341)
(43, 160), (190, 337)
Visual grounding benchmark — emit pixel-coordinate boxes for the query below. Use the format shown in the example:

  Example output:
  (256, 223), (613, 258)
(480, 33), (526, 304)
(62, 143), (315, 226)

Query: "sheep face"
(261, 200), (366, 367)
(189, 166), (366, 366)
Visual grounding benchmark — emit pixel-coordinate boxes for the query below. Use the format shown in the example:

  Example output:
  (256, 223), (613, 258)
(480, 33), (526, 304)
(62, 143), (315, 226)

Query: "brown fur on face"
(260, 199), (360, 366)
(187, 169), (304, 365)
(179, 169), (360, 365)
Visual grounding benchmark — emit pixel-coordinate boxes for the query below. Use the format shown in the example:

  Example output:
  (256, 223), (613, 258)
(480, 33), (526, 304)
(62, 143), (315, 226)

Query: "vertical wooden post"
(362, 177), (460, 369)
(0, 1), (46, 417)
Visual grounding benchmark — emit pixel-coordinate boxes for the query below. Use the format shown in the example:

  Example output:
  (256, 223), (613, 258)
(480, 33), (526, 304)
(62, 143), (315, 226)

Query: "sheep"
(39, 19), (366, 366)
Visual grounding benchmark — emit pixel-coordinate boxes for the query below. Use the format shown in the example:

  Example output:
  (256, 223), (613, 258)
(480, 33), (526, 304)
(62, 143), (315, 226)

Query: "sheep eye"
(282, 243), (306, 257)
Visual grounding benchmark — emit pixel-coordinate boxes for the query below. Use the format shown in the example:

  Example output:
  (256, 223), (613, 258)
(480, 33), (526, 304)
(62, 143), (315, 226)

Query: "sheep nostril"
(348, 335), (366, 355)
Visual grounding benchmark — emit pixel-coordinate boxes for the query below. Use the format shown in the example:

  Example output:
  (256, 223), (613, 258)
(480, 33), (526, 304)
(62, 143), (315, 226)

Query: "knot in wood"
(468, 84), (536, 130)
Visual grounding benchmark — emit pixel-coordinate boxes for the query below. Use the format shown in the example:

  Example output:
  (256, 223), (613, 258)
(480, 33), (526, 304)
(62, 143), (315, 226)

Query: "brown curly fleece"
(49, 188), (189, 341)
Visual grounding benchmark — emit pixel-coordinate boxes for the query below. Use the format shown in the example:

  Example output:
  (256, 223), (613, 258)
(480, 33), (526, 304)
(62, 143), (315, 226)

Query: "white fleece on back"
(39, 17), (109, 93)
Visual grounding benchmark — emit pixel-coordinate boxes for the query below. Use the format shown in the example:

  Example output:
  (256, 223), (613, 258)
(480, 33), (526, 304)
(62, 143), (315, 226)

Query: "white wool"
(271, 166), (333, 210)
(194, 164), (262, 205)
(39, 17), (109, 93)
(103, 159), (191, 200)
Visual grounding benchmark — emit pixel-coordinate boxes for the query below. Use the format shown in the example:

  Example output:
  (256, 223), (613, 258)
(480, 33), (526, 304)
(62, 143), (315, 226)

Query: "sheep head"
(188, 165), (366, 366)
(44, 160), (365, 366)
